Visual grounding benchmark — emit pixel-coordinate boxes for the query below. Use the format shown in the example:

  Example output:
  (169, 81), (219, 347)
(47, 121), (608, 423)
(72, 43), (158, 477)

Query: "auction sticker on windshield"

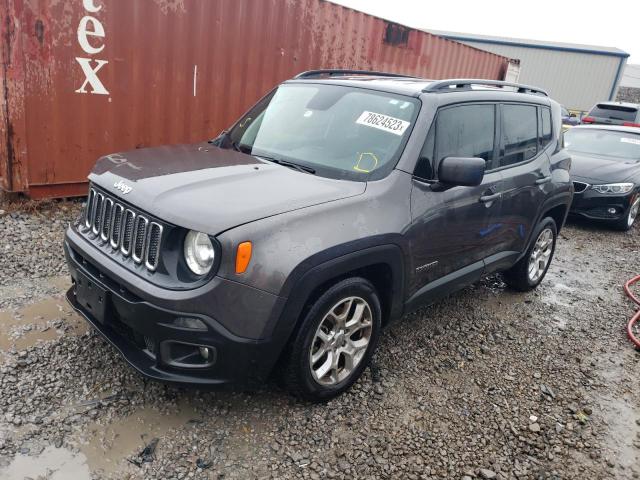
(621, 137), (640, 145)
(356, 111), (410, 136)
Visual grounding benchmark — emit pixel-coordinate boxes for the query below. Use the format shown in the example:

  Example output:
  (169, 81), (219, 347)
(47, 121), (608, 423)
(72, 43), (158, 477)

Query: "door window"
(500, 104), (538, 167)
(435, 104), (496, 170)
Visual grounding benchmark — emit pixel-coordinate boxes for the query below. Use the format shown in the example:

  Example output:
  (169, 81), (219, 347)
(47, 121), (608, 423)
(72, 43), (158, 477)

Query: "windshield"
(565, 129), (640, 161)
(225, 83), (420, 180)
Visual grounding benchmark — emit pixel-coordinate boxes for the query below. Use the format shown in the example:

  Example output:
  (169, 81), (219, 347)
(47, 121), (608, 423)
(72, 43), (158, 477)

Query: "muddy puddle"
(77, 400), (200, 474)
(592, 349), (640, 476)
(0, 400), (201, 479)
(0, 446), (92, 480)
(0, 296), (87, 352)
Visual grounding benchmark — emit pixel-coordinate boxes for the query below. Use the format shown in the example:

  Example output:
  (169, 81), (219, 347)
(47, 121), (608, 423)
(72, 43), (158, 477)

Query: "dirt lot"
(0, 200), (639, 480)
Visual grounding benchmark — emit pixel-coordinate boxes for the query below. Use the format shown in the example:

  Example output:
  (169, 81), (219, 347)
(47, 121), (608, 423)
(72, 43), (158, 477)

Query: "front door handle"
(479, 192), (501, 203)
(535, 176), (552, 185)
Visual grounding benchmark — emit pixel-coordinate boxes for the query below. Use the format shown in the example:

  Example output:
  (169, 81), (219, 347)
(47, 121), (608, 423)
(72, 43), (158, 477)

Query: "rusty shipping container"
(1, 0), (510, 198)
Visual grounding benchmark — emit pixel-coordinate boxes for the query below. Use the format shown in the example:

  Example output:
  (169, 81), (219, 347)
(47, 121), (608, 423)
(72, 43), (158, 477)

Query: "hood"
(568, 151), (640, 183)
(89, 143), (366, 234)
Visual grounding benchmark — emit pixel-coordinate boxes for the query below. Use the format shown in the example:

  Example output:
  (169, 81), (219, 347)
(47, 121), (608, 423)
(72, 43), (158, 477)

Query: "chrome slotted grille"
(145, 223), (163, 271)
(132, 216), (149, 264)
(121, 209), (136, 256)
(110, 204), (124, 248)
(82, 187), (163, 272)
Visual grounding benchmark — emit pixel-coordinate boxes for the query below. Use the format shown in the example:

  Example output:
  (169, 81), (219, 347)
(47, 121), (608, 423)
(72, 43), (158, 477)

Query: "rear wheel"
(613, 196), (640, 231)
(504, 217), (557, 292)
(281, 277), (381, 402)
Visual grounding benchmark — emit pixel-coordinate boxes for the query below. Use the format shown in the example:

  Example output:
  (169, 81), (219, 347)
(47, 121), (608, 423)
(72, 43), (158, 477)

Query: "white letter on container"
(77, 16), (105, 54)
(82, 0), (102, 13)
(75, 58), (109, 95)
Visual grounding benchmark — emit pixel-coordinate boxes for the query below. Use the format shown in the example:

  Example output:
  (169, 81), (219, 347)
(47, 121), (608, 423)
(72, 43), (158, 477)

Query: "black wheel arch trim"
(516, 199), (567, 264)
(259, 238), (408, 377)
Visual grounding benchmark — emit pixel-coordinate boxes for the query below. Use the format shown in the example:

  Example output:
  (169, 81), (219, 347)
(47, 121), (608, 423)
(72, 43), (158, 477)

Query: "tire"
(281, 277), (382, 402)
(504, 217), (557, 292)
(612, 196), (640, 231)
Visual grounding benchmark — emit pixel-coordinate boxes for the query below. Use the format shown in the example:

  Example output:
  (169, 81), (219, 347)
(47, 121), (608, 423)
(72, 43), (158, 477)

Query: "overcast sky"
(328, 0), (639, 64)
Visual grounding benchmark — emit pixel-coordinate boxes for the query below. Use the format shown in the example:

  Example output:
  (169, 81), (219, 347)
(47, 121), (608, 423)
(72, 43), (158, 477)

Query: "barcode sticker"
(356, 111), (410, 136)
(621, 137), (640, 145)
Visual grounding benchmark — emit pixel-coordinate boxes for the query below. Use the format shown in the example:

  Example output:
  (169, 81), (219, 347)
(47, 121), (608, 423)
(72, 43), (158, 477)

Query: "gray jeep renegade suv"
(64, 71), (573, 401)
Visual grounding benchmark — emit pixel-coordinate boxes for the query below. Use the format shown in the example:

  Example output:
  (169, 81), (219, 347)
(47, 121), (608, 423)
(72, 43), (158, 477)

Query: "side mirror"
(438, 157), (486, 187)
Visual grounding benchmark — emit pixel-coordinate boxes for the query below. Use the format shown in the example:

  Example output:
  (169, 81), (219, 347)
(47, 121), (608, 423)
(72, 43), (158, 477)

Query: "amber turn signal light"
(235, 241), (252, 274)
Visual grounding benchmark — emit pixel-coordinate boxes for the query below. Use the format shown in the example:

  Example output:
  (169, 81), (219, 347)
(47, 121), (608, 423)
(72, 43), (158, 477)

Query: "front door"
(407, 103), (504, 300)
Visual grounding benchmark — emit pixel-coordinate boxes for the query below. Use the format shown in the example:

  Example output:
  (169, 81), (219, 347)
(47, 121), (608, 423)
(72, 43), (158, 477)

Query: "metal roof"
(425, 29), (630, 58)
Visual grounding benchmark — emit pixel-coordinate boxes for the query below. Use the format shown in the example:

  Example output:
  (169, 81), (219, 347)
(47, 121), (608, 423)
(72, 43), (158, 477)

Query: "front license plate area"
(75, 272), (108, 324)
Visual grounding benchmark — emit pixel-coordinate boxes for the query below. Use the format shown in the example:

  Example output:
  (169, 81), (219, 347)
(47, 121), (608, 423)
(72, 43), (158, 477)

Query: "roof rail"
(423, 79), (548, 96)
(294, 69), (418, 80)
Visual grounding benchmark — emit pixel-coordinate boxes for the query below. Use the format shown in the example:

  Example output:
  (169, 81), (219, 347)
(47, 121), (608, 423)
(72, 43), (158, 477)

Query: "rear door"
(494, 103), (552, 270)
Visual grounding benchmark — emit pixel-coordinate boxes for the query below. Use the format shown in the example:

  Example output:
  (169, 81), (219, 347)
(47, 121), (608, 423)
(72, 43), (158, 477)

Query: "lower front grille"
(573, 181), (590, 194)
(82, 187), (164, 272)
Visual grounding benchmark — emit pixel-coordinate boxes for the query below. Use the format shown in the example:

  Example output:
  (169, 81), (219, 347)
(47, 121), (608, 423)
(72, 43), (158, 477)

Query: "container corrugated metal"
(1, 0), (509, 198)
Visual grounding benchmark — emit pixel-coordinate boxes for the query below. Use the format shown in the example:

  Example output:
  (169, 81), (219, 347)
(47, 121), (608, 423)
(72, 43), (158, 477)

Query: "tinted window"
(435, 104), (495, 169)
(500, 104), (538, 167)
(589, 104), (638, 122)
(415, 125), (435, 179)
(541, 107), (552, 146)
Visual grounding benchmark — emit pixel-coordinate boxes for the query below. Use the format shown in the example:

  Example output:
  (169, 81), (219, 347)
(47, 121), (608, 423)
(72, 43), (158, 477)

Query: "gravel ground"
(0, 200), (639, 480)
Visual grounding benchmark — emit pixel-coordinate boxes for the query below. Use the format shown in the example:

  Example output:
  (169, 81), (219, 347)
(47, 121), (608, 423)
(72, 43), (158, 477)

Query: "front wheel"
(504, 217), (557, 292)
(613, 196), (640, 231)
(281, 277), (381, 402)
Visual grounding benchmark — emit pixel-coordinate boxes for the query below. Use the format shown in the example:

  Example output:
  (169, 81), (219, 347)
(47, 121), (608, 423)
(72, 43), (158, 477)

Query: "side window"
(435, 104), (495, 169)
(500, 104), (538, 167)
(540, 107), (552, 148)
(414, 125), (435, 179)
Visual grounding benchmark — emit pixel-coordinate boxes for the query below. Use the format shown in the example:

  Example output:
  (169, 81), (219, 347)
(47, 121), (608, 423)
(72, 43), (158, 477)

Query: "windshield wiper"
(257, 156), (316, 175)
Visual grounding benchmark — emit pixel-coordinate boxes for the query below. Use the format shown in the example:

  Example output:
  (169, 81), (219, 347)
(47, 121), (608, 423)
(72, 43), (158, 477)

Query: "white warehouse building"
(426, 30), (630, 112)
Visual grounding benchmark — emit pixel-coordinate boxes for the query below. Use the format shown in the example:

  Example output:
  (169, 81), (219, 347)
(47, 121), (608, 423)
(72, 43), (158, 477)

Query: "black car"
(64, 72), (572, 400)
(567, 125), (640, 230)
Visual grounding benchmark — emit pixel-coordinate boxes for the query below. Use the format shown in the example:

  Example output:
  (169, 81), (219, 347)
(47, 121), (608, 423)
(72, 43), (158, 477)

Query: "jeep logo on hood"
(113, 180), (132, 194)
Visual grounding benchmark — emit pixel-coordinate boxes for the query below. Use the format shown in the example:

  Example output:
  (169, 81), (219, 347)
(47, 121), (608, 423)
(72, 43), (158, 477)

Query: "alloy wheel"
(628, 197), (640, 228)
(528, 228), (554, 283)
(309, 296), (373, 386)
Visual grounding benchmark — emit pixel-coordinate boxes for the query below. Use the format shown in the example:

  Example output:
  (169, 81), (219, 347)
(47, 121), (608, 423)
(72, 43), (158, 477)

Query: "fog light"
(608, 208), (617, 215)
(199, 346), (211, 360)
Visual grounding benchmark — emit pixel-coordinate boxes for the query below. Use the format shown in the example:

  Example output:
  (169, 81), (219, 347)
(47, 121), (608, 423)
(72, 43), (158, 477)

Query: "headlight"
(184, 230), (215, 275)
(591, 183), (634, 195)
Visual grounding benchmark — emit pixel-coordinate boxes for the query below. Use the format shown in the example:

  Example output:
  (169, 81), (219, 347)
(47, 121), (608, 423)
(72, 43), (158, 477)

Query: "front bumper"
(64, 228), (286, 387)
(569, 188), (636, 222)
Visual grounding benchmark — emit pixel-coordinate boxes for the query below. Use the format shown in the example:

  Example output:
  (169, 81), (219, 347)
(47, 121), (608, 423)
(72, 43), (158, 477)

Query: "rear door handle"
(535, 176), (552, 185)
(479, 192), (501, 203)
